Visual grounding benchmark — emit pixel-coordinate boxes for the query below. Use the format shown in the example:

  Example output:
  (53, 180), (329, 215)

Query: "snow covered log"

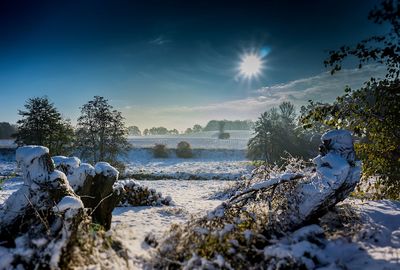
(152, 130), (362, 269)
(229, 129), (361, 227)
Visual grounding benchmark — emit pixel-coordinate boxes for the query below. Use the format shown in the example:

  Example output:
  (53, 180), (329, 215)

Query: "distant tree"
(192, 124), (203, 133)
(169, 128), (179, 135)
(185, 128), (193, 134)
(75, 96), (130, 167)
(128, 126), (141, 136)
(148, 127), (169, 135)
(143, 129), (149, 136)
(203, 120), (253, 131)
(301, 0), (400, 199)
(13, 97), (74, 155)
(0, 122), (17, 139)
(248, 102), (316, 162)
(218, 121), (230, 139)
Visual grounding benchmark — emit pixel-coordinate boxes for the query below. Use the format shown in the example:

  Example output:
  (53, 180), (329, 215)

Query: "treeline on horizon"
(124, 120), (254, 136)
(0, 119), (253, 139)
(0, 122), (17, 140)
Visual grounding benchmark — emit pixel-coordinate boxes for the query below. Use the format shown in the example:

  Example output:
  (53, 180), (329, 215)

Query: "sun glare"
(239, 53), (263, 78)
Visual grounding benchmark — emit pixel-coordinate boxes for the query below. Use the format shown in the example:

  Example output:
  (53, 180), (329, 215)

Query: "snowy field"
(123, 148), (251, 180)
(128, 130), (252, 150)
(0, 177), (399, 269)
(0, 134), (252, 180)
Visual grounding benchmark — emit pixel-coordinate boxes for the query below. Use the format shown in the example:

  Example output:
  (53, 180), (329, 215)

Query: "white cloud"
(122, 65), (386, 130)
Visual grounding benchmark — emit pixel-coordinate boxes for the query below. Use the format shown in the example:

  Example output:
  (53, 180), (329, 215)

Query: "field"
(0, 135), (399, 269)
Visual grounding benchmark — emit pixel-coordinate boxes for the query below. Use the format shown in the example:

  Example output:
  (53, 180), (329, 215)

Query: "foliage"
(153, 143), (169, 158)
(143, 126), (180, 135)
(325, 0), (399, 79)
(301, 0), (400, 199)
(169, 128), (179, 135)
(127, 125), (141, 136)
(176, 141), (193, 158)
(13, 97), (74, 155)
(185, 124), (203, 134)
(149, 126), (169, 135)
(301, 80), (400, 199)
(192, 124), (203, 133)
(75, 96), (131, 166)
(0, 122), (17, 139)
(203, 120), (253, 131)
(248, 102), (318, 163)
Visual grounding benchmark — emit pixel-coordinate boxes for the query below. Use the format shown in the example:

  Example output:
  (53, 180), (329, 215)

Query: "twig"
(228, 174), (304, 205)
(79, 195), (95, 199)
(89, 192), (114, 216)
(24, 194), (50, 235)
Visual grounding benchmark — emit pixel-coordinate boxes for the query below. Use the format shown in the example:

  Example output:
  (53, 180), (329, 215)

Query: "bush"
(153, 144), (168, 158)
(218, 132), (230, 139)
(176, 141), (193, 158)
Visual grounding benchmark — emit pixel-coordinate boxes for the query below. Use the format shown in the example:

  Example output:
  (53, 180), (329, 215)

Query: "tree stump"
(0, 146), (87, 268)
(53, 157), (119, 230)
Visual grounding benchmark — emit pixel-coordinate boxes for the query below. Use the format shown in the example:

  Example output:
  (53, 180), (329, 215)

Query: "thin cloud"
(122, 65), (386, 130)
(149, 35), (171, 45)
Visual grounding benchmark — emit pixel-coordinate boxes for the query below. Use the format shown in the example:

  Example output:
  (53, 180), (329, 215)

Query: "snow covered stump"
(53, 157), (119, 230)
(0, 146), (86, 268)
(89, 162), (119, 230)
(152, 130), (362, 269)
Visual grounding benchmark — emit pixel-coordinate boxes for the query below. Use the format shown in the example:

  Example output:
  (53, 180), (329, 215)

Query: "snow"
(68, 163), (96, 191)
(0, 139), (17, 149)
(123, 148), (250, 180)
(95, 162), (119, 178)
(53, 195), (84, 213)
(0, 132), (399, 269)
(125, 160), (250, 180)
(1, 177), (399, 269)
(53, 156), (81, 173)
(16, 145), (50, 184)
(52, 156), (97, 191)
(111, 180), (233, 261)
(128, 131), (251, 149)
(15, 145), (49, 167)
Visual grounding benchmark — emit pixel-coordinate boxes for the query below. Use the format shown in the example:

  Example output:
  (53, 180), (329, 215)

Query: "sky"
(0, 0), (386, 131)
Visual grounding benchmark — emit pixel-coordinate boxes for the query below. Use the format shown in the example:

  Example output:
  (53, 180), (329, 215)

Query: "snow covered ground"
(128, 130), (252, 150)
(111, 180), (233, 265)
(0, 177), (399, 269)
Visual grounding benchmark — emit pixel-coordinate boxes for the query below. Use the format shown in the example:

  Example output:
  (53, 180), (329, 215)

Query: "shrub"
(218, 132), (230, 139)
(153, 144), (168, 158)
(176, 141), (193, 158)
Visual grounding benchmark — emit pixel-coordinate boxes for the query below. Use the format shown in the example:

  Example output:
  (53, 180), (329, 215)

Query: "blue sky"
(0, 0), (386, 130)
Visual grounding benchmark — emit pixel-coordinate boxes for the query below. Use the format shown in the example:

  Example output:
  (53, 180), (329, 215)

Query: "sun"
(239, 53), (263, 78)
